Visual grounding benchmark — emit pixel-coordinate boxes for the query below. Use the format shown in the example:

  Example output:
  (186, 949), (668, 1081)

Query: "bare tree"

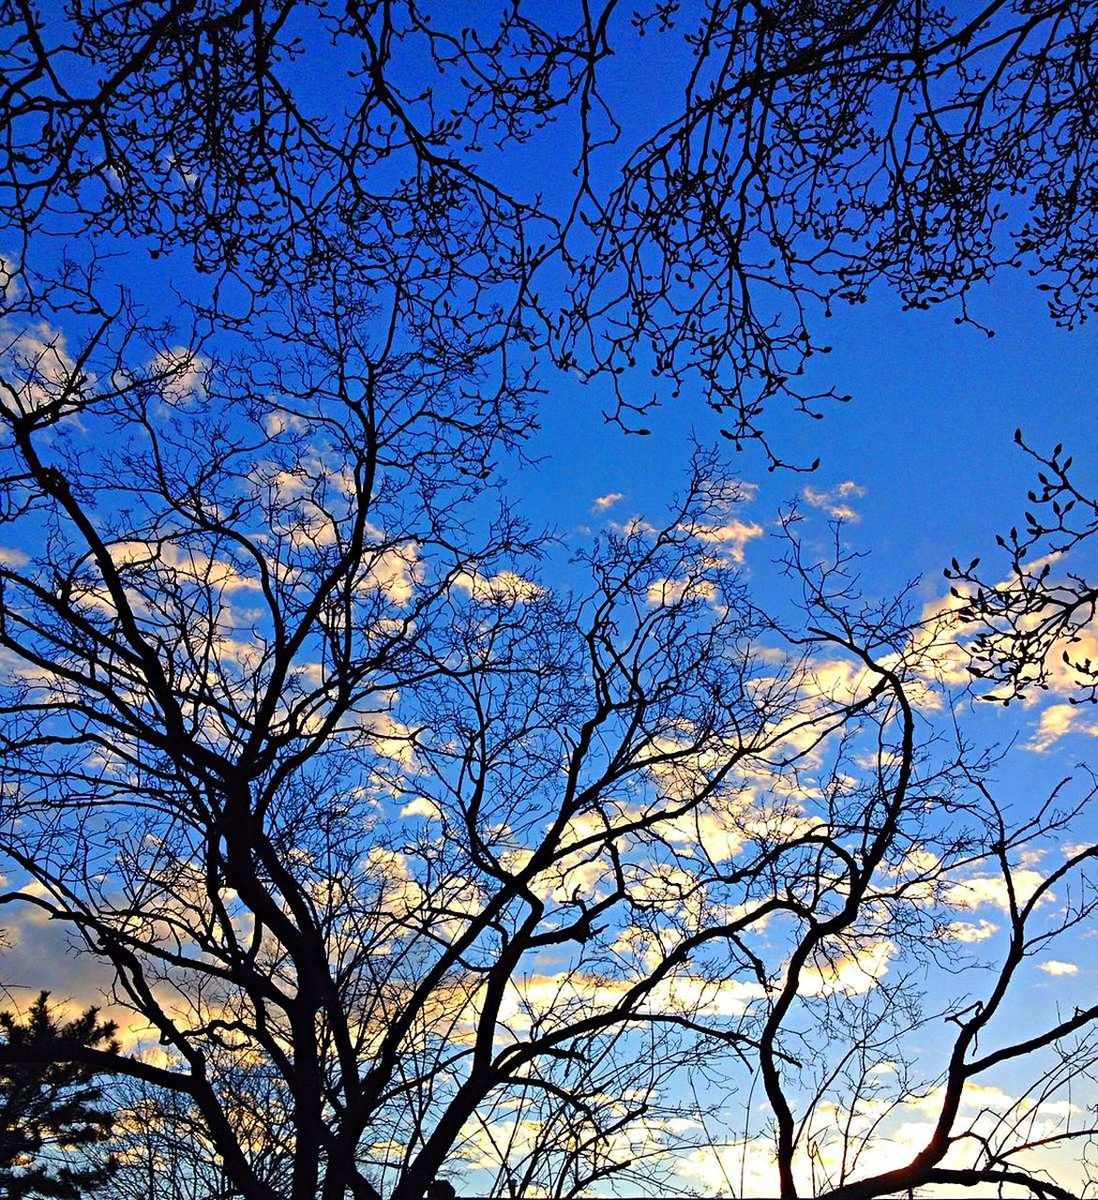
(0, 0), (1094, 451)
(0, 274), (1095, 1198)
(107, 1082), (232, 1200)
(0, 4), (1095, 1199)
(750, 531), (1098, 1199)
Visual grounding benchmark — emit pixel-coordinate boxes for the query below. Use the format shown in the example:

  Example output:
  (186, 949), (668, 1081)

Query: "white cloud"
(941, 869), (1047, 912)
(660, 806), (748, 863)
(677, 1137), (779, 1199)
(646, 576), (718, 606)
(452, 569), (544, 604)
(592, 491), (624, 512)
(358, 709), (420, 770)
(1, 318), (78, 414)
(400, 796), (441, 820)
(264, 409), (309, 437)
(1025, 701), (1098, 753)
(109, 540), (259, 595)
(691, 518), (764, 563)
(946, 918), (999, 943)
(676, 1074), (1092, 1199)
(149, 347), (209, 404)
(646, 973), (765, 1017)
(496, 967), (765, 1038)
(362, 543), (421, 605)
(1039, 959), (1079, 977)
(912, 567), (1098, 729)
(803, 480), (866, 521)
(799, 939), (897, 996)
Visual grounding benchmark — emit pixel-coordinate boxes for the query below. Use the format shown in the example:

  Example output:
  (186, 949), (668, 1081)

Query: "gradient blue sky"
(2, 3), (1096, 1192)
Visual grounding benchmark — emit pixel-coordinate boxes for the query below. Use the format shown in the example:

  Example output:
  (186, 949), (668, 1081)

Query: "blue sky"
(2, 2), (1097, 1194)
(499, 174), (1098, 1193)
(525, 264), (1095, 585)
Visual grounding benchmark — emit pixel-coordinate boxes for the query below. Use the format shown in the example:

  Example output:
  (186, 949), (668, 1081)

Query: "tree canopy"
(1, 0), (1094, 450)
(0, 992), (120, 1199)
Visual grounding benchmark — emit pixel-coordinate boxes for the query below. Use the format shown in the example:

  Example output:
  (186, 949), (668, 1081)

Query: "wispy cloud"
(1025, 699), (1098, 753)
(692, 518), (764, 563)
(592, 491), (625, 513)
(452, 569), (545, 604)
(803, 480), (866, 521)
(946, 918), (999, 943)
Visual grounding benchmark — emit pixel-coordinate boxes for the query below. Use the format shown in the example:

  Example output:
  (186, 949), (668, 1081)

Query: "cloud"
(496, 967), (765, 1038)
(659, 806), (748, 863)
(358, 709), (421, 770)
(895, 576), (1098, 726)
(149, 347), (209, 404)
(913, 563), (1098, 739)
(264, 409), (309, 437)
(501, 814), (618, 906)
(592, 491), (624, 513)
(946, 918), (999, 943)
(360, 847), (426, 918)
(456, 1103), (697, 1183)
(802, 480), (866, 521)
(646, 576), (718, 606)
(799, 939), (897, 996)
(400, 796), (442, 820)
(0, 318), (79, 414)
(677, 1074), (1090, 1199)
(1025, 701), (1098, 753)
(0, 896), (156, 1054)
(452, 569), (545, 604)
(941, 869), (1047, 912)
(646, 973), (765, 1018)
(691, 518), (764, 563)
(1039, 959), (1079, 976)
(361, 543), (421, 605)
(677, 1137), (780, 1198)
(0, 547), (29, 567)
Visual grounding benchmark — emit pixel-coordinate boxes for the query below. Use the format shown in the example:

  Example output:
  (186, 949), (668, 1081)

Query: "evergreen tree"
(0, 992), (120, 1200)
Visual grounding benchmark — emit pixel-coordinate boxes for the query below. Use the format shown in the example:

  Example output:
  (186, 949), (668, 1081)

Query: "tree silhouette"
(0, 992), (120, 1199)
(946, 432), (1098, 706)
(0, 0), (1094, 452)
(0, 4), (1095, 1200)
(0, 300), (1094, 1195)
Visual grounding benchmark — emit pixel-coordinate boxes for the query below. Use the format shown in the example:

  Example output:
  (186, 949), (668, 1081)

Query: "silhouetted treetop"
(2, 0), (1093, 449)
(0, 992), (120, 1199)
